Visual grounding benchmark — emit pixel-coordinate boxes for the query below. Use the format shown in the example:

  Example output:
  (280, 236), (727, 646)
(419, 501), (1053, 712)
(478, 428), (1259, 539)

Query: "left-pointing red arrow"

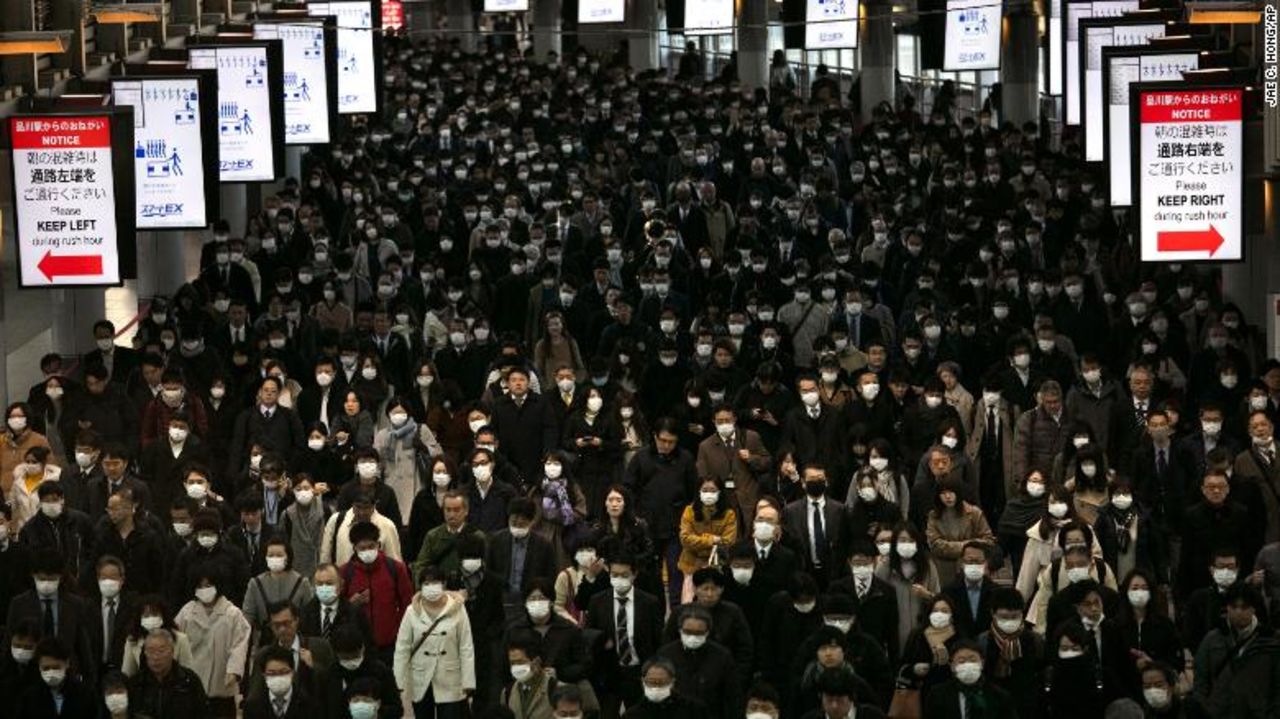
(37, 251), (103, 281)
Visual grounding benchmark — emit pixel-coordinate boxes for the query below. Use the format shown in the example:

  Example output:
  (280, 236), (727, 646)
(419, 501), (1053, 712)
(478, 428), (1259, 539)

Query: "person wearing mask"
(489, 367), (558, 482)
(695, 405), (772, 529)
(1011, 380), (1071, 485)
(241, 645), (321, 719)
(621, 656), (705, 719)
(341, 521), (415, 666)
(791, 597), (893, 711)
(501, 632), (573, 719)
(1232, 410), (1280, 547)
(676, 478), (737, 601)
(783, 463), (847, 587)
(6, 548), (98, 686)
(229, 377), (307, 474)
(778, 376), (849, 484)
(10, 446), (63, 530)
(413, 490), (487, 579)
(1116, 569), (1184, 675)
(801, 668), (886, 719)
(654, 606), (742, 719)
(83, 443), (153, 525)
(393, 564), (477, 719)
(174, 571), (251, 718)
(336, 448), (403, 527)
(975, 587), (1043, 719)
(923, 639), (1018, 719)
(373, 397), (443, 525)
(280, 473), (329, 579)
(622, 418), (697, 609)
(93, 488), (164, 596)
(966, 377), (1015, 525)
(322, 490), (404, 567)
(242, 536), (316, 642)
(325, 624), (402, 718)
(1182, 547), (1248, 650)
(88, 555), (136, 675)
(1093, 478), (1167, 589)
(487, 498), (557, 617)
(940, 542), (998, 637)
(15, 638), (98, 719)
(299, 563), (373, 645)
(1192, 583), (1280, 717)
(924, 481), (995, 582)
(583, 553), (663, 719)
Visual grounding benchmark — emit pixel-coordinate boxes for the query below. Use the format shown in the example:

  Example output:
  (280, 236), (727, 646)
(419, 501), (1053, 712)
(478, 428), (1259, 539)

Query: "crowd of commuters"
(2, 28), (1279, 719)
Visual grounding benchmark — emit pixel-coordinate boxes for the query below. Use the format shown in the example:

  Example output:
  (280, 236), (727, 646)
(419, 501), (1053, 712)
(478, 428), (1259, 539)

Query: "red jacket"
(340, 552), (414, 649)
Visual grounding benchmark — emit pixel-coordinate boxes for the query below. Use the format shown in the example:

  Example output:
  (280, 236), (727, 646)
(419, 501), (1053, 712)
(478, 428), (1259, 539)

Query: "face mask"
(41, 668), (65, 687)
(195, 586), (218, 604)
(996, 618), (1023, 635)
(525, 599), (552, 620)
(1213, 568), (1238, 587)
(472, 464), (492, 482)
(963, 563), (985, 582)
(266, 673), (293, 695)
(941, 435), (959, 449)
(172, 522), (192, 537)
(358, 548), (379, 565)
(349, 701), (379, 719)
(680, 631), (708, 651)
(197, 534), (218, 549)
(700, 491), (720, 506)
(1048, 501), (1071, 518)
(98, 578), (121, 598)
(105, 693), (129, 713)
(339, 655), (365, 672)
(1059, 648), (1084, 660)
(898, 542), (918, 559)
(876, 541), (892, 556)
(421, 582), (445, 602)
(644, 684), (672, 703)
(510, 525), (530, 539)
(169, 427), (188, 444)
(954, 661), (982, 685)
(40, 502), (63, 519)
(315, 585), (338, 605)
(610, 576), (633, 594)
(1143, 687), (1170, 709)
(1111, 493), (1132, 510)
(1066, 566), (1091, 584)
(929, 611), (952, 629)
(266, 556), (288, 573)
(1126, 587), (1151, 608)
(7, 416), (27, 432)
(824, 618), (853, 633)
(357, 462), (379, 480)
(361, 367), (378, 381)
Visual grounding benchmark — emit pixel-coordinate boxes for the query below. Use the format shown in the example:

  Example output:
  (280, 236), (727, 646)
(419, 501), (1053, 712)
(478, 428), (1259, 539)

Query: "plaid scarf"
(990, 623), (1023, 678)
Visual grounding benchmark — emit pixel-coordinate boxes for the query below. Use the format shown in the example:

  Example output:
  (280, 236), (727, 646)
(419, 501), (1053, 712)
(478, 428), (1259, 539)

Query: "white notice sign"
(805, 0), (859, 49)
(254, 23), (332, 144)
(308, 1), (378, 114)
(188, 46), (277, 182)
(1105, 52), (1199, 206)
(1137, 88), (1244, 262)
(10, 115), (122, 287)
(944, 0), (1002, 71)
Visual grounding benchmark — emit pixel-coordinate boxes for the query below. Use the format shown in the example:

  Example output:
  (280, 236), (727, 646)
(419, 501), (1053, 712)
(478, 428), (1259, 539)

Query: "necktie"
(248, 532), (258, 557)
(811, 501), (827, 565)
(104, 599), (116, 661)
(809, 407), (820, 419)
(1157, 448), (1168, 477)
(987, 406), (997, 442)
(43, 599), (55, 636)
(322, 607), (334, 636)
(1264, 447), (1274, 466)
(274, 697), (287, 717)
(1136, 401), (1147, 426)
(616, 597), (634, 665)
(320, 391), (331, 432)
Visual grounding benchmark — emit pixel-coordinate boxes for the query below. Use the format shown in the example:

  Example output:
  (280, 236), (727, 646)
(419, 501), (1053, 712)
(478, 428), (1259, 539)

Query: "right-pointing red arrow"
(1156, 226), (1225, 256)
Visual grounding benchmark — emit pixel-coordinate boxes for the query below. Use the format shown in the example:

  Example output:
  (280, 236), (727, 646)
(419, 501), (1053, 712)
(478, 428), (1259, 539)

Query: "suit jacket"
(298, 596), (374, 647)
(966, 399), (1016, 494)
(139, 437), (209, 516)
(242, 684), (321, 719)
(229, 405), (306, 473)
(248, 637), (334, 698)
(86, 591), (136, 671)
(923, 679), (1019, 719)
(941, 577), (997, 637)
(695, 430), (772, 523)
(81, 346), (139, 386)
(295, 384), (346, 430)
(226, 525), (270, 577)
(210, 321), (258, 356)
(363, 332), (412, 391)
(748, 541), (801, 602)
(1232, 446), (1280, 545)
(83, 474), (153, 525)
(585, 588), (663, 679)
(783, 496), (848, 577)
(6, 590), (98, 686)
(17, 676), (98, 719)
(1127, 441), (1188, 532)
(828, 574), (901, 660)
(485, 528), (558, 597)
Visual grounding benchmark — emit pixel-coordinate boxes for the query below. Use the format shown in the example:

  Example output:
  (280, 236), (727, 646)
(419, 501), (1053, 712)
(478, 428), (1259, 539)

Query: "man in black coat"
(783, 464), (848, 587)
(17, 483), (96, 582)
(325, 624), (402, 718)
(923, 640), (1019, 719)
(485, 498), (558, 615)
(228, 376), (306, 474)
(295, 356), (346, 430)
(501, 580), (592, 685)
(622, 418), (697, 607)
(87, 555), (138, 674)
(778, 375), (850, 481)
(800, 669), (887, 719)
(84, 320), (140, 387)
(655, 606), (743, 719)
(0, 502), (32, 611)
(487, 367), (558, 481)
(92, 487), (165, 596)
(1179, 470), (1259, 598)
(828, 541), (900, 658)
(75, 364), (141, 451)
(743, 503), (802, 601)
(664, 568), (755, 677)
(16, 638), (99, 719)
(586, 554), (664, 718)
(5, 550), (98, 688)
(127, 628), (212, 719)
(169, 508), (250, 606)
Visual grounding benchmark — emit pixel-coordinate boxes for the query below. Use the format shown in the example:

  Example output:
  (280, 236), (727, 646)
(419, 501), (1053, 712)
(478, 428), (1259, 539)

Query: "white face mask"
(858, 486), (878, 503)
(1111, 493), (1132, 510)
(1048, 501), (1069, 518)
(358, 548), (379, 565)
(461, 558), (483, 574)
(509, 525), (530, 539)
(963, 564), (985, 582)
(897, 542), (918, 559)
(472, 464), (492, 482)
(1066, 566), (1091, 584)
(105, 693), (129, 713)
(1143, 687), (1170, 709)
(10, 647), (33, 664)
(680, 632), (707, 650)
(1127, 589), (1151, 607)
(525, 599), (551, 619)
(195, 586), (218, 604)
(732, 567), (754, 585)
(954, 661), (982, 685)
(1059, 648), (1084, 660)
(197, 534), (218, 549)
(266, 556), (288, 572)
(421, 582), (445, 602)
(357, 462), (379, 480)
(643, 685), (672, 703)
(41, 668), (65, 687)
(824, 618), (853, 633)
(869, 457), (889, 472)
(510, 663), (534, 682)
(861, 383), (880, 400)
(610, 576), (633, 594)
(98, 578), (121, 598)
(700, 491), (720, 506)
(172, 522), (192, 537)
(929, 611), (952, 629)
(389, 411), (409, 427)
(1213, 568), (1238, 587)
(996, 617), (1023, 635)
(876, 542), (892, 556)
(266, 674), (293, 696)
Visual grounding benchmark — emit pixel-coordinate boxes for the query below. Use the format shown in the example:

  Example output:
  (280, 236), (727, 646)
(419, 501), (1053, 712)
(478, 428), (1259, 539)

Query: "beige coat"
(175, 596), (252, 698)
(695, 430), (771, 527)
(121, 630), (196, 677)
(925, 502), (995, 581)
(318, 509), (402, 565)
(394, 593), (476, 703)
(11, 464), (62, 530)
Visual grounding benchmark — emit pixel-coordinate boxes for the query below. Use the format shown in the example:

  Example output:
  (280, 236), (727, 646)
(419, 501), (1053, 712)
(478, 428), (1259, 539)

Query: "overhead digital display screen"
(1064, 0), (1138, 124)
(1103, 49), (1198, 206)
(805, 0), (858, 49)
(111, 77), (212, 228)
(1081, 20), (1166, 161)
(944, 0), (1002, 71)
(307, 1), (379, 114)
(685, 0), (734, 35)
(253, 22), (332, 144)
(579, 0), (625, 23)
(188, 44), (280, 182)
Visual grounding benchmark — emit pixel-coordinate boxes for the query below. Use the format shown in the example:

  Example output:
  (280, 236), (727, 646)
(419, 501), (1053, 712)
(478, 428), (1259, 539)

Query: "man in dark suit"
(248, 602), (334, 699)
(15, 638), (99, 719)
(88, 555), (135, 674)
(940, 542), (998, 638)
(197, 243), (256, 311)
(779, 376), (851, 483)
(486, 498), (557, 617)
(229, 376), (306, 474)
(84, 443), (154, 525)
(1127, 409), (1187, 552)
(226, 493), (270, 578)
(655, 606), (743, 719)
(1176, 403), (1240, 481)
(1107, 365), (1162, 472)
(585, 553), (663, 719)
(833, 287), (884, 351)
(923, 640), (1019, 719)
(126, 627), (211, 719)
(295, 357), (346, 432)
(74, 365), (140, 452)
(323, 624), (401, 716)
(84, 320), (140, 387)
(801, 669), (887, 719)
(828, 540), (900, 659)
(744, 503), (801, 601)
(243, 645), (322, 719)
(664, 568), (755, 677)
(18, 483), (96, 583)
(299, 563), (374, 646)
(5, 550), (98, 688)
(488, 367), (558, 481)
(364, 310), (413, 391)
(783, 463), (847, 587)
(210, 299), (258, 356)
(138, 413), (208, 517)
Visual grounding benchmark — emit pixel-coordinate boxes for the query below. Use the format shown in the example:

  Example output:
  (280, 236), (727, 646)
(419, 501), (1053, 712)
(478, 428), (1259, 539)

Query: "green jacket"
(412, 523), (486, 579)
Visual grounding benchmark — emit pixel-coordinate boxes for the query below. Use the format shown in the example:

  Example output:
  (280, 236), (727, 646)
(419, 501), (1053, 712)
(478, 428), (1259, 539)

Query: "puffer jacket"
(1012, 407), (1072, 484)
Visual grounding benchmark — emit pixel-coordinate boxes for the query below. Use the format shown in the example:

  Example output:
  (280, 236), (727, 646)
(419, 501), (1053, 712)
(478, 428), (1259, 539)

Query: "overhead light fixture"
(0, 31), (73, 55)
(1186, 1), (1262, 23)
(92, 3), (166, 23)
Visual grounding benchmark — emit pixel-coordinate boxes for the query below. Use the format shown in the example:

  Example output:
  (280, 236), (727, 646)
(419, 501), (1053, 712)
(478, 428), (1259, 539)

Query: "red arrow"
(37, 251), (103, 281)
(1156, 226), (1225, 256)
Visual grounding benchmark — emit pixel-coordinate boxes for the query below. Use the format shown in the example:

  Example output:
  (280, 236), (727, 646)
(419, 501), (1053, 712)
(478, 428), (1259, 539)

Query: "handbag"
(887, 687), (922, 719)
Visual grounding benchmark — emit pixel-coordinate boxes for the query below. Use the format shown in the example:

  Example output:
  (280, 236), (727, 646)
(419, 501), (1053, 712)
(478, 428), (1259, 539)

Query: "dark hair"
(990, 587), (1026, 613)
(260, 643), (295, 670)
(888, 522), (933, 584)
(34, 637), (70, 663)
(692, 476), (731, 521)
(348, 520), (380, 546)
(505, 629), (544, 661)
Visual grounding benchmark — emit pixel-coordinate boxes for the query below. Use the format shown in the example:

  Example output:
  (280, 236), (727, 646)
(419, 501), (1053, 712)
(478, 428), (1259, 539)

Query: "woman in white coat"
(1014, 484), (1104, 601)
(394, 564), (476, 719)
(174, 572), (252, 719)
